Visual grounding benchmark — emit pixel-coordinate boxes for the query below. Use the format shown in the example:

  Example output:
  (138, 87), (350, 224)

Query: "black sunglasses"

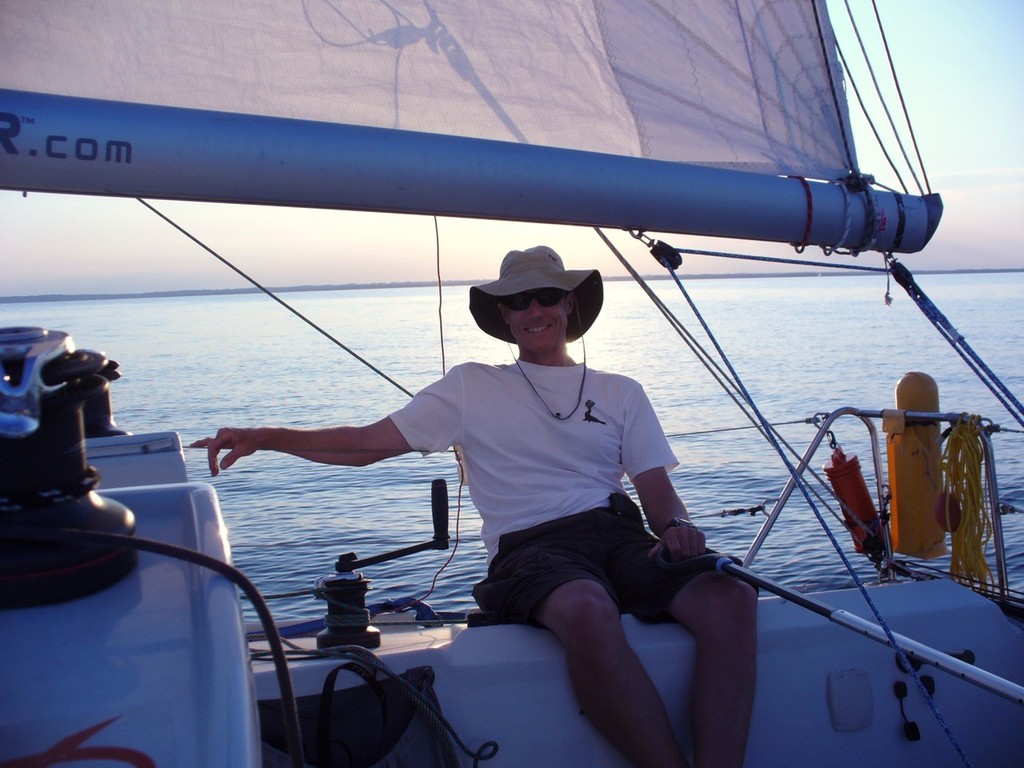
(498, 288), (567, 311)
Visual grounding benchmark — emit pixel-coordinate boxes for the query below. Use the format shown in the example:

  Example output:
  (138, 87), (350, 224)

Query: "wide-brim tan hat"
(469, 246), (603, 343)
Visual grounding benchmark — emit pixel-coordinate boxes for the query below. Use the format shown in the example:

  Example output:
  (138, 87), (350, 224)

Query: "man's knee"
(536, 579), (620, 641)
(670, 572), (757, 633)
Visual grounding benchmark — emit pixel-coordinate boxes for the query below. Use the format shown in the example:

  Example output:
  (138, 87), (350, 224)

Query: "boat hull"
(252, 578), (1024, 767)
(5, 438), (1022, 767)
(0, 482), (260, 767)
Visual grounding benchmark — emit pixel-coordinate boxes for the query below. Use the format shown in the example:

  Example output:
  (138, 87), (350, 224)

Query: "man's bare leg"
(535, 579), (690, 768)
(669, 571), (757, 768)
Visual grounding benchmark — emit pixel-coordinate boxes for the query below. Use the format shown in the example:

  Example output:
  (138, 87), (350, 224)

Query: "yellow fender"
(884, 372), (948, 559)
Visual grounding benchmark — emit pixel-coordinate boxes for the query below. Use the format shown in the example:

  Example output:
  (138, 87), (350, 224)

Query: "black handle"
(431, 478), (450, 545)
(334, 478), (450, 571)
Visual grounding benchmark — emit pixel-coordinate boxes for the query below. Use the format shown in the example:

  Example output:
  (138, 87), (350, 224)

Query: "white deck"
(1, 483), (259, 767)
(4, 439), (1023, 768)
(252, 578), (1024, 767)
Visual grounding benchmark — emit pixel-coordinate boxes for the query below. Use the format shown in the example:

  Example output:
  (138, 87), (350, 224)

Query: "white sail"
(0, 0), (940, 253)
(3, 0), (854, 177)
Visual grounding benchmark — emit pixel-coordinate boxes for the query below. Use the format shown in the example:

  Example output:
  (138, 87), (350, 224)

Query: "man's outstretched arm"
(191, 416), (412, 475)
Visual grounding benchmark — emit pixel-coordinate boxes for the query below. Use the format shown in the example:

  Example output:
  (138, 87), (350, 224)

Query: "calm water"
(4, 272), (1023, 622)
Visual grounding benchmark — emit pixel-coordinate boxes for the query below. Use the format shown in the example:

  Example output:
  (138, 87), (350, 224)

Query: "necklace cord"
(502, 300), (589, 420)
(514, 356), (587, 421)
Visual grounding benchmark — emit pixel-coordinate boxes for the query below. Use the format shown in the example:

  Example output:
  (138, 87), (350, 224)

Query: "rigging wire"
(608, 234), (882, 543)
(601, 229), (975, 767)
(654, 242), (888, 272)
(415, 465), (466, 608)
(603, 232), (866, 541)
(834, 44), (910, 195)
(837, 0), (924, 196)
(664, 418), (812, 441)
(139, 198), (468, 624)
(868, 0), (932, 194)
(135, 198), (414, 398)
(634, 234), (1024, 433)
(423, 215), (467, 603)
(596, 231), (774, 441)
(434, 215), (447, 376)
(831, 0), (933, 196)
(887, 257), (1024, 429)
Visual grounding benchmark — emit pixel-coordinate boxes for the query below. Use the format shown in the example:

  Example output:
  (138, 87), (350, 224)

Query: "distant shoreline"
(2, 268), (1020, 305)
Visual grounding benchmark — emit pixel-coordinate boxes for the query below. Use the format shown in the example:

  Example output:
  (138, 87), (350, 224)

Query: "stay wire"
(676, 245), (970, 765)
(142, 201), (466, 618)
(835, 43), (910, 195)
(419, 215), (466, 605)
(434, 215), (447, 376)
(600, 230), (974, 767)
(664, 417), (810, 441)
(887, 257), (1024, 429)
(868, 0), (932, 194)
(838, 0), (924, 196)
(655, 238), (1024, 433)
(596, 231), (772, 441)
(136, 198), (414, 398)
(661, 244), (887, 272)
(598, 235), (856, 537)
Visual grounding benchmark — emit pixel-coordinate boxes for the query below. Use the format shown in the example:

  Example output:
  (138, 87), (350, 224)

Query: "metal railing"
(742, 407), (1009, 596)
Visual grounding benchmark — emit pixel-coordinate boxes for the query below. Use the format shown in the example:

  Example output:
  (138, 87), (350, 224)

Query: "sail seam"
(591, 0), (650, 158)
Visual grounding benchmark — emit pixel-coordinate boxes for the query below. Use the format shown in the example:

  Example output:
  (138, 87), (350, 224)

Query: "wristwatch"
(666, 517), (697, 531)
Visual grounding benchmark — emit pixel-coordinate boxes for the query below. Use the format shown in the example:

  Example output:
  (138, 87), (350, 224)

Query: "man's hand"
(632, 466), (705, 562)
(190, 427), (266, 476)
(648, 520), (706, 562)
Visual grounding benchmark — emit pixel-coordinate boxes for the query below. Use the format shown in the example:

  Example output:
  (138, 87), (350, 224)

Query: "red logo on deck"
(0, 717), (155, 768)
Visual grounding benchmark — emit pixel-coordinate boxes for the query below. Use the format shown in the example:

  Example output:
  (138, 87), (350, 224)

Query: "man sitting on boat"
(194, 246), (757, 768)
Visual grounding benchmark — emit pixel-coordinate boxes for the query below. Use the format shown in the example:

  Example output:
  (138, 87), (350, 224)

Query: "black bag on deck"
(259, 664), (450, 768)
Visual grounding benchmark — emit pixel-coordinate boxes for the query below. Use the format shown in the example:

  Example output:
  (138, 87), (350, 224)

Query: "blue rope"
(888, 258), (1024, 429)
(641, 238), (975, 767)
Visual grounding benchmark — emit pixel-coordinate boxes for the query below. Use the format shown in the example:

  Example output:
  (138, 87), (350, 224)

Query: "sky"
(1, 0), (1022, 297)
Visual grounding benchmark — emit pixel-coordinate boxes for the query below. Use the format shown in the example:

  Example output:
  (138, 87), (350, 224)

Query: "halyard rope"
(941, 415), (994, 587)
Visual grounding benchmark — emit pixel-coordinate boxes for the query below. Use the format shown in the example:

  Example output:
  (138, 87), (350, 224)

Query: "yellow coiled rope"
(939, 414), (993, 586)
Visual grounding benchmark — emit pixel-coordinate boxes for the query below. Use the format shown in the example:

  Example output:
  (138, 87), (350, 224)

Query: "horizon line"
(2, 267), (1020, 305)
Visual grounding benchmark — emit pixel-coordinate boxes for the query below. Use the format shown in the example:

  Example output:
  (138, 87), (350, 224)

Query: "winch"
(0, 326), (137, 607)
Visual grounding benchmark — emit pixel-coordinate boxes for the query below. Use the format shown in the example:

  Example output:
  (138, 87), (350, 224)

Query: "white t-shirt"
(389, 361), (677, 558)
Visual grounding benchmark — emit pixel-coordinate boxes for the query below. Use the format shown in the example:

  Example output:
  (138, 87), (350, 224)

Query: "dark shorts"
(471, 507), (703, 624)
